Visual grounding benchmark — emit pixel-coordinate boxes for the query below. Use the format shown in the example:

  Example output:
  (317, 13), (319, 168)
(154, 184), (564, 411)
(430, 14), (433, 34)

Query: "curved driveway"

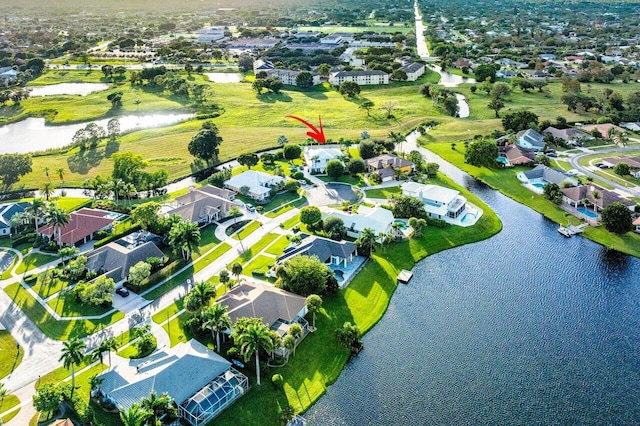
(567, 145), (640, 198)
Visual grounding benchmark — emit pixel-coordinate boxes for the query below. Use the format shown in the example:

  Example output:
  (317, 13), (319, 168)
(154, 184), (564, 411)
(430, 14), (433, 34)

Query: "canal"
(307, 178), (640, 424)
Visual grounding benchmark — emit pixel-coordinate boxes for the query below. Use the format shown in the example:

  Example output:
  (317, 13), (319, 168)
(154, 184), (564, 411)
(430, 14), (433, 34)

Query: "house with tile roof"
(499, 144), (536, 166)
(633, 216), (640, 233)
(365, 154), (414, 182)
(38, 208), (114, 246)
(561, 185), (636, 213)
(166, 185), (238, 224)
(99, 339), (248, 426)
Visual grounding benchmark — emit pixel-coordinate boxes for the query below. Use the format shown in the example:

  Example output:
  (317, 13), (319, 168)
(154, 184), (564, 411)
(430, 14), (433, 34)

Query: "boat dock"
(558, 223), (587, 237)
(398, 269), (414, 284)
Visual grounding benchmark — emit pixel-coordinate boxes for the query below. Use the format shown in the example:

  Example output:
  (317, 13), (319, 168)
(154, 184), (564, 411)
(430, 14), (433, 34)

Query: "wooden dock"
(558, 223), (587, 238)
(398, 269), (414, 284)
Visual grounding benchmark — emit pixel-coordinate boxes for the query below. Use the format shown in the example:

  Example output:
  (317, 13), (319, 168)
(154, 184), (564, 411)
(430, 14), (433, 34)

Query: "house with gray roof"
(543, 126), (593, 146)
(329, 70), (389, 85)
(0, 202), (28, 236)
(99, 339), (248, 426)
(85, 231), (164, 282)
(517, 165), (579, 193)
(562, 184), (635, 215)
(516, 129), (546, 152)
(401, 62), (426, 81)
(167, 185), (238, 225)
(277, 234), (357, 268)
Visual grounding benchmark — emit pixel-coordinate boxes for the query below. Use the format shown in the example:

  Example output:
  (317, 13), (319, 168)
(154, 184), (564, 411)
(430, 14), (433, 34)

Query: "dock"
(398, 269), (414, 284)
(558, 223), (587, 238)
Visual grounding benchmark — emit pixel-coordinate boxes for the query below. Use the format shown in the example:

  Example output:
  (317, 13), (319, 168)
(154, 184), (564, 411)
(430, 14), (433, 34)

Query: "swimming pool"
(461, 213), (475, 224)
(531, 183), (545, 189)
(496, 157), (509, 165)
(577, 207), (598, 218)
(393, 219), (408, 230)
(333, 269), (345, 282)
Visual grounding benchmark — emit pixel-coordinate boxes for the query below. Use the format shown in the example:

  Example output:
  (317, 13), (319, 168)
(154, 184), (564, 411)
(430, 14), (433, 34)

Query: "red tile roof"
(39, 208), (113, 245)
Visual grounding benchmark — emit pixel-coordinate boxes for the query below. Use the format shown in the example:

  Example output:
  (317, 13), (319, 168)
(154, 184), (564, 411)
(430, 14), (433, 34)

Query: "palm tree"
(356, 227), (378, 257)
(27, 198), (45, 233)
(277, 135), (288, 146)
(168, 220), (201, 261)
(391, 221), (404, 237)
(140, 392), (175, 425)
(45, 205), (70, 246)
(56, 167), (65, 184)
(43, 166), (50, 181)
(122, 182), (136, 206)
(237, 322), (274, 385)
(202, 303), (232, 353)
(120, 403), (150, 426)
(185, 281), (216, 313)
(231, 262), (243, 281)
(59, 337), (86, 398)
(306, 294), (322, 330)
(41, 181), (55, 201)
(102, 337), (118, 367)
(283, 335), (296, 361)
(9, 212), (23, 235)
(0, 381), (7, 406)
(110, 178), (125, 201)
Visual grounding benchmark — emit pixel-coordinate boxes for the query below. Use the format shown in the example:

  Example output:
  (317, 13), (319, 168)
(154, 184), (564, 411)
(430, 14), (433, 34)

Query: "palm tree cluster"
(168, 220), (201, 261)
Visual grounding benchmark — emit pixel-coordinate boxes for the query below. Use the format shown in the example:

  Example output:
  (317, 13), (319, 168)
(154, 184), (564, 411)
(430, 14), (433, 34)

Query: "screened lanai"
(179, 368), (249, 426)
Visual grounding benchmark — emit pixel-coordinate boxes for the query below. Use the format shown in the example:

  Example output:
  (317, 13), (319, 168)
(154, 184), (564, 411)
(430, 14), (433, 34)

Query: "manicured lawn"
(318, 174), (365, 186)
(37, 355), (94, 388)
(227, 233), (279, 267)
(364, 186), (402, 199)
(264, 196), (307, 218)
(47, 294), (114, 317)
(282, 214), (301, 230)
(259, 191), (301, 212)
(27, 70), (113, 85)
(0, 330), (24, 380)
(27, 273), (71, 299)
(3, 283), (124, 340)
(14, 251), (59, 275)
(425, 141), (640, 258)
(233, 221), (261, 240)
(0, 395), (20, 423)
(117, 335), (157, 359)
(264, 235), (291, 256)
(224, 219), (251, 236)
(192, 225), (221, 259)
(244, 255), (276, 275)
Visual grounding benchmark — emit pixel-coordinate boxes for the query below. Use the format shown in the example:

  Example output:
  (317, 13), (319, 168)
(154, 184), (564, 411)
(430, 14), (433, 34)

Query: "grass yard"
(228, 233), (279, 267)
(425, 141), (640, 258)
(364, 186), (402, 199)
(0, 395), (20, 423)
(264, 235), (291, 256)
(233, 221), (261, 240)
(47, 294), (114, 317)
(318, 174), (366, 186)
(3, 282), (124, 340)
(27, 273), (71, 299)
(27, 70), (113, 85)
(0, 330), (24, 380)
(282, 214), (301, 230)
(192, 225), (221, 259)
(214, 176), (502, 425)
(117, 335), (157, 359)
(14, 251), (59, 275)
(265, 196), (307, 218)
(244, 254), (276, 275)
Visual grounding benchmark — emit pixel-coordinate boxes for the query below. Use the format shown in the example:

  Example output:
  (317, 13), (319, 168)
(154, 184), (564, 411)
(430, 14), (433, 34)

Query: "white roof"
(326, 206), (393, 235)
(225, 170), (284, 193)
(304, 146), (342, 163)
(418, 184), (460, 205)
(401, 181), (426, 194)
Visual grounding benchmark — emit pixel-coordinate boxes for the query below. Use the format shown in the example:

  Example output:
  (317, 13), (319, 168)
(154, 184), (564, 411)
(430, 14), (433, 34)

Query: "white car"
(246, 204), (256, 212)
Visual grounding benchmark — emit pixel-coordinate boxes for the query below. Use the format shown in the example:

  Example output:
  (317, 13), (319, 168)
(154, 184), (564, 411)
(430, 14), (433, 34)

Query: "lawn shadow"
(104, 139), (120, 158)
(255, 92), (293, 103)
(67, 147), (105, 174)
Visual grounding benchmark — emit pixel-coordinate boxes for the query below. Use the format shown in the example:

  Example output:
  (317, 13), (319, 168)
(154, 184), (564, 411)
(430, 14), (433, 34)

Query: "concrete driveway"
(112, 290), (152, 314)
(306, 183), (358, 206)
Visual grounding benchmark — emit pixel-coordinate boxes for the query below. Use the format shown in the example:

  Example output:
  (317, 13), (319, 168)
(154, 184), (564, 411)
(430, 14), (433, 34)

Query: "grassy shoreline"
(214, 175), (502, 425)
(424, 141), (640, 258)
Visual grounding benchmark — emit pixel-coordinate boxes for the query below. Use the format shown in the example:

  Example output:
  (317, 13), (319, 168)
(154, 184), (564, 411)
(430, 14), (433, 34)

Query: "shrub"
(284, 180), (300, 193)
(326, 159), (344, 179)
(291, 170), (304, 180)
(368, 173), (382, 185)
(272, 374), (284, 388)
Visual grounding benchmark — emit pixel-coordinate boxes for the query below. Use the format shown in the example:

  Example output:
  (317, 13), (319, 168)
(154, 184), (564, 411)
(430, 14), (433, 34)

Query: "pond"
(0, 113), (194, 154)
(27, 83), (110, 97)
(204, 73), (243, 83)
(307, 178), (640, 424)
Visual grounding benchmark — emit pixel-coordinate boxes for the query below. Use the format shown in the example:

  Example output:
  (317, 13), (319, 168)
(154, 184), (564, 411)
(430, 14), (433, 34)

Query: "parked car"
(246, 203), (256, 212)
(116, 287), (130, 297)
(547, 152), (558, 158)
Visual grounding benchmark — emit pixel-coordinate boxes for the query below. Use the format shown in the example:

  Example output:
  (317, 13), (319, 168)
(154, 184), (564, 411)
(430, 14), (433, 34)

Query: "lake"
(27, 83), (110, 97)
(307, 180), (640, 425)
(0, 113), (193, 154)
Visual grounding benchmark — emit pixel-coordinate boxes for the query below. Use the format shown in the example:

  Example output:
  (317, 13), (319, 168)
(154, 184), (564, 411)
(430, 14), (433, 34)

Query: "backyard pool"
(333, 269), (345, 282)
(577, 207), (598, 218)
(393, 219), (408, 230)
(531, 182), (545, 189)
(461, 213), (475, 224)
(496, 157), (509, 166)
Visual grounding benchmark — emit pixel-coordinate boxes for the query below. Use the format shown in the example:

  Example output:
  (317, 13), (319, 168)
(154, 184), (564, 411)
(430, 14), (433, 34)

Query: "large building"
(329, 70), (389, 86)
(197, 27), (226, 43)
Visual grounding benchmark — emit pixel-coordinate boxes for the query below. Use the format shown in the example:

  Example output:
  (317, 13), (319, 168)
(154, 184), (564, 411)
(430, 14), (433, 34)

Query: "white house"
(329, 70), (389, 86)
(264, 68), (321, 86)
(516, 129), (546, 152)
(324, 205), (393, 238)
(224, 170), (285, 202)
(401, 182), (482, 226)
(401, 62), (426, 81)
(304, 146), (343, 174)
(197, 27), (226, 43)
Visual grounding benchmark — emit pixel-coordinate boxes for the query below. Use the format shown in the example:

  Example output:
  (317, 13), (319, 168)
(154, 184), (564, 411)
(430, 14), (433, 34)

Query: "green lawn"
(282, 214), (301, 230)
(192, 225), (221, 259)
(3, 283), (124, 340)
(264, 235), (291, 256)
(227, 233), (279, 267)
(117, 335), (157, 359)
(318, 174), (366, 186)
(0, 330), (24, 380)
(244, 255), (276, 275)
(233, 221), (261, 240)
(0, 395), (20, 423)
(47, 294), (114, 317)
(364, 186), (402, 199)
(425, 141), (640, 258)
(14, 251), (59, 275)
(27, 273), (71, 299)
(37, 355), (94, 388)
(265, 196), (307, 218)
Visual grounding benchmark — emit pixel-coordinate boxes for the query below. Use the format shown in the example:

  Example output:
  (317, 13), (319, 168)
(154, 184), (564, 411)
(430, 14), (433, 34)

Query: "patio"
(329, 255), (367, 289)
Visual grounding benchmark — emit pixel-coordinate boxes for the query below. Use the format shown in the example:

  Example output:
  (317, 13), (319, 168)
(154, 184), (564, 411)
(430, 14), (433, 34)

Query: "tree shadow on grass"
(67, 148), (105, 174)
(104, 139), (120, 158)
(255, 92), (293, 104)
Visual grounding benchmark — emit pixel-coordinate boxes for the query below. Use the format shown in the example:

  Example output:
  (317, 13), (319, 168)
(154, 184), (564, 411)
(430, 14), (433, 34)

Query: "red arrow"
(285, 114), (326, 144)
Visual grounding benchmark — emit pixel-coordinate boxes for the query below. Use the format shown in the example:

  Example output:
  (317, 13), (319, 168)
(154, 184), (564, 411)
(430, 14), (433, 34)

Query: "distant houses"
(365, 154), (414, 182)
(252, 59), (321, 87)
(224, 171), (285, 202)
(543, 126), (593, 146)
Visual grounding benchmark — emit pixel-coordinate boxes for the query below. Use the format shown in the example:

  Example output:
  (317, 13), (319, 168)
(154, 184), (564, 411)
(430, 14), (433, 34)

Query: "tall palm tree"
(45, 205), (70, 246)
(27, 198), (45, 233)
(184, 281), (216, 313)
(168, 221), (201, 261)
(56, 167), (65, 184)
(41, 181), (55, 201)
(356, 227), (378, 257)
(306, 295), (323, 329)
(202, 303), (232, 353)
(9, 212), (23, 235)
(391, 221), (404, 237)
(237, 322), (274, 385)
(110, 178), (125, 201)
(43, 166), (50, 181)
(119, 403), (150, 426)
(92, 337), (118, 369)
(59, 337), (86, 398)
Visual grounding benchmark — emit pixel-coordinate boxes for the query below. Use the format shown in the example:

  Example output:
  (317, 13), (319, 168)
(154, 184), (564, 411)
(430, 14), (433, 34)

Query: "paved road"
(568, 145), (640, 197)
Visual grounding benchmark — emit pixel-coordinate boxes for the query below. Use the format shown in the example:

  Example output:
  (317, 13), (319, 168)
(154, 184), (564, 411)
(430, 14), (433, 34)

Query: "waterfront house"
(304, 146), (344, 174)
(365, 154), (414, 182)
(224, 171), (285, 202)
(562, 185), (636, 213)
(277, 234), (357, 268)
(99, 339), (248, 426)
(38, 208), (114, 246)
(0, 202), (29, 236)
(517, 165), (579, 192)
(401, 182), (468, 222)
(516, 129), (546, 152)
(166, 185), (237, 225)
(499, 144), (536, 166)
(324, 206), (394, 238)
